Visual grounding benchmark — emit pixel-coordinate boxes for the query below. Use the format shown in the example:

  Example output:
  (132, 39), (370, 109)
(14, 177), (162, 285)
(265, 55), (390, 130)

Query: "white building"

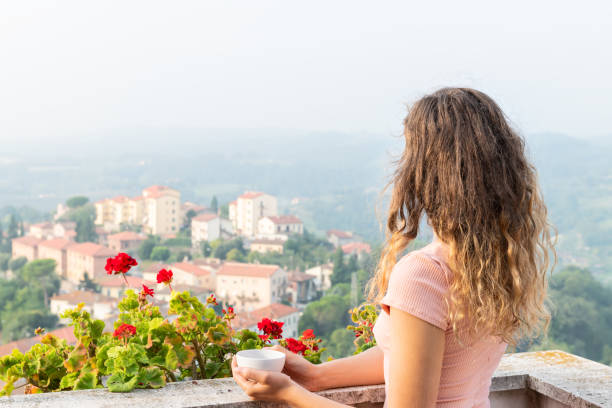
(305, 262), (334, 292)
(229, 192), (277, 237)
(257, 215), (303, 238)
(50, 290), (116, 322)
(191, 213), (233, 246)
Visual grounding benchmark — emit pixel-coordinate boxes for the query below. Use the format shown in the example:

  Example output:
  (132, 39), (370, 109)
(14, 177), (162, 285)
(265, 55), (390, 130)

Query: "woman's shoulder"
(392, 241), (452, 286)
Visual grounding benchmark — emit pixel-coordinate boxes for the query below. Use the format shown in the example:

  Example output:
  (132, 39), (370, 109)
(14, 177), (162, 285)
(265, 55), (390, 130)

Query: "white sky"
(1, 0), (611, 142)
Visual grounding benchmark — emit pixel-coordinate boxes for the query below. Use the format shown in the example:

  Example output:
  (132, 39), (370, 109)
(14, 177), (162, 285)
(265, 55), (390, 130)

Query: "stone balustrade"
(1, 351), (611, 407)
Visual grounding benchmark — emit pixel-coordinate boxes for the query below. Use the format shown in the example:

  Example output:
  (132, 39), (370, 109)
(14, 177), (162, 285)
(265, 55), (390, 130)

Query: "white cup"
(236, 349), (286, 372)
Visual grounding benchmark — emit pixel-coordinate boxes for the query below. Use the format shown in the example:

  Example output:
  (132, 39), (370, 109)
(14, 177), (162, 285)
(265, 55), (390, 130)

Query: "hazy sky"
(1, 0), (611, 143)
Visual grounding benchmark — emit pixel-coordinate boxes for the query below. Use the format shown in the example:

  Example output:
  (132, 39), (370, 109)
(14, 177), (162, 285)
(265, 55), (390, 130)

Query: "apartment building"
(191, 213), (233, 247)
(94, 185), (181, 235)
(66, 242), (115, 284)
(171, 262), (215, 290)
(286, 271), (317, 307)
(233, 303), (301, 339)
(216, 262), (286, 312)
(257, 215), (303, 238)
(327, 229), (356, 248)
(107, 231), (146, 253)
(28, 222), (54, 239)
(96, 275), (144, 298)
(249, 238), (285, 254)
(38, 238), (73, 278)
(11, 236), (42, 262)
(341, 242), (372, 259)
(50, 290), (116, 322)
(305, 263), (334, 292)
(229, 192), (277, 237)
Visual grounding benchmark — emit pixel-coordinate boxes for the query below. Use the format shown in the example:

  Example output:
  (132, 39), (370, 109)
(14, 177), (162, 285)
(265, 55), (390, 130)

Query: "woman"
(232, 87), (555, 407)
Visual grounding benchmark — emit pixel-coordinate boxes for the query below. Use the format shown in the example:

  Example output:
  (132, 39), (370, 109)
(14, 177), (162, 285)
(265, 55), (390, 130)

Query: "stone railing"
(1, 351), (611, 407)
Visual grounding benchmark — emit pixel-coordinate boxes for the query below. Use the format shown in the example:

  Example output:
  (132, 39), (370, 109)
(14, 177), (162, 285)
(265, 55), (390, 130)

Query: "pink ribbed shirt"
(373, 237), (507, 407)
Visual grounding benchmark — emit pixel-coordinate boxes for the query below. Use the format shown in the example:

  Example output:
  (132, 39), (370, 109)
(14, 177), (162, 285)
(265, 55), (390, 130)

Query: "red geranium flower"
(156, 268), (173, 291)
(105, 253), (138, 285)
(301, 329), (315, 340)
(285, 338), (307, 354)
(142, 284), (154, 297)
(258, 334), (271, 343)
(257, 318), (284, 339)
(206, 294), (217, 306)
(113, 323), (137, 340)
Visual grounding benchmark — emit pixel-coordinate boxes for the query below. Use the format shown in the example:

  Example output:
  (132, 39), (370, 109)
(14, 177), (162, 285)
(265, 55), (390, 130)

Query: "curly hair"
(368, 88), (556, 345)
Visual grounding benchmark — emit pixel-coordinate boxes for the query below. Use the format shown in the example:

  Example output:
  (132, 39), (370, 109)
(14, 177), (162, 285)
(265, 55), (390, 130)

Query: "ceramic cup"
(236, 349), (286, 372)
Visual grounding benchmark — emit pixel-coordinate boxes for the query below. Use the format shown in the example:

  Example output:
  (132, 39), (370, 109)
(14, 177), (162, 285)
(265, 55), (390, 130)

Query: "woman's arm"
(388, 307), (445, 408)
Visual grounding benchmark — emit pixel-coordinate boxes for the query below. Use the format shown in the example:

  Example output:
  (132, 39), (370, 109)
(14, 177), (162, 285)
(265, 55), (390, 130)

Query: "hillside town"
(0, 186), (372, 355)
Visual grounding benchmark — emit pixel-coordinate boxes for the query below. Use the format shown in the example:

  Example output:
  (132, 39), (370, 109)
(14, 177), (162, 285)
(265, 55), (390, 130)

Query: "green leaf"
(137, 366), (165, 389)
(59, 372), (78, 390)
(107, 372), (139, 393)
(74, 371), (97, 390)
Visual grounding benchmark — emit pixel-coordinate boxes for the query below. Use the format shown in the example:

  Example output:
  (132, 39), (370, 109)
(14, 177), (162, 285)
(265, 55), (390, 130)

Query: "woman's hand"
(231, 356), (300, 403)
(268, 345), (321, 391)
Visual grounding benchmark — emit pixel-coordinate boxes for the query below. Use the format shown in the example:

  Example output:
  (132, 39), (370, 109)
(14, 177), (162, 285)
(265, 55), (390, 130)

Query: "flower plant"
(0, 252), (374, 396)
(347, 303), (378, 354)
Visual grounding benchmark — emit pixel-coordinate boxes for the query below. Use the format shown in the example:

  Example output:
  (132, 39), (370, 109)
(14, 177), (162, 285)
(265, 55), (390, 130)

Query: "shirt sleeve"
(380, 253), (450, 331)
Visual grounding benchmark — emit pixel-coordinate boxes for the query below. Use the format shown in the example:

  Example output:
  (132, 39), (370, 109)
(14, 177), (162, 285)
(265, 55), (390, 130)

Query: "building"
(53, 221), (76, 241)
(95, 275), (144, 299)
(107, 231), (146, 253)
(171, 262), (215, 290)
(233, 303), (301, 339)
(181, 202), (208, 217)
(249, 238), (285, 254)
(94, 185), (181, 235)
(37, 238), (73, 278)
(286, 271), (317, 307)
(28, 222), (54, 239)
(327, 230), (356, 248)
(341, 242), (371, 259)
(305, 262), (334, 292)
(216, 262), (286, 312)
(65, 242), (115, 284)
(11, 236), (42, 262)
(191, 214), (234, 247)
(257, 215), (303, 238)
(50, 290), (116, 321)
(142, 262), (169, 282)
(229, 192), (277, 237)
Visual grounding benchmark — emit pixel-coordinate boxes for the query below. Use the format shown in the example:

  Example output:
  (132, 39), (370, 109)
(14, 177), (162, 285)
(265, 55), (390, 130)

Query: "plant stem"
(192, 338), (206, 380)
(163, 368), (177, 382)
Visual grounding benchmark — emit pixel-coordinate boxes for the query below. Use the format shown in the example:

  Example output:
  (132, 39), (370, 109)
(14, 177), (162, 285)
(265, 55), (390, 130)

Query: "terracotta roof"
(30, 222), (53, 229)
(39, 238), (74, 250)
(239, 191), (264, 199)
(341, 242), (371, 254)
(131, 195), (144, 201)
(11, 236), (42, 247)
(229, 200), (237, 206)
(68, 242), (115, 257)
(327, 229), (353, 239)
(217, 262), (281, 278)
(111, 196), (129, 203)
(143, 262), (170, 273)
(233, 303), (300, 330)
(182, 202), (207, 213)
(192, 213), (218, 222)
(95, 275), (144, 288)
(107, 231), (146, 241)
(172, 262), (211, 277)
(51, 290), (115, 304)
(288, 271), (316, 283)
(142, 185), (177, 199)
(262, 215), (302, 225)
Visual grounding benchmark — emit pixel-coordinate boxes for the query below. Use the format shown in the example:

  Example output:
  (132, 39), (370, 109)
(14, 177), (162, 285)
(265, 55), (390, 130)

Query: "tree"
(66, 196), (90, 208)
(226, 248), (245, 262)
(298, 292), (351, 340)
(9, 256), (27, 272)
(210, 196), (219, 213)
(7, 214), (19, 239)
(212, 238), (245, 260)
(67, 205), (97, 243)
(325, 328), (356, 359)
(172, 250), (192, 262)
(0, 254), (10, 272)
(1, 308), (58, 342)
(151, 246), (171, 261)
(200, 241), (212, 257)
(219, 204), (229, 218)
(18, 220), (25, 237)
(138, 236), (158, 260)
(182, 209), (197, 232)
(330, 248), (349, 285)
(20, 259), (60, 307)
(79, 272), (101, 293)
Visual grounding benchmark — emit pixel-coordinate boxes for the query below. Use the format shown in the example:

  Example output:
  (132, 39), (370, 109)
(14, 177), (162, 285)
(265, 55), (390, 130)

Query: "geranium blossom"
(156, 268), (173, 291)
(113, 323), (137, 340)
(142, 284), (154, 297)
(105, 253), (138, 285)
(206, 294), (217, 306)
(285, 338), (308, 354)
(301, 329), (315, 340)
(257, 318), (284, 339)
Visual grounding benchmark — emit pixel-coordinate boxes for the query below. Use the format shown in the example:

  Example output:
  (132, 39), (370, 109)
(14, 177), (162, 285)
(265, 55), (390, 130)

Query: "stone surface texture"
(0, 351), (610, 407)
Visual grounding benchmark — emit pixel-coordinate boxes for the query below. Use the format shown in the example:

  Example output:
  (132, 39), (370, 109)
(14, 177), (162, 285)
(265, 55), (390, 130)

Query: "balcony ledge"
(0, 351), (610, 407)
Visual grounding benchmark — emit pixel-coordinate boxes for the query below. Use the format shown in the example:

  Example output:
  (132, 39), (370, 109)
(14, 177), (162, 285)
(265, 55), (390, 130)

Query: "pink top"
(373, 237), (507, 407)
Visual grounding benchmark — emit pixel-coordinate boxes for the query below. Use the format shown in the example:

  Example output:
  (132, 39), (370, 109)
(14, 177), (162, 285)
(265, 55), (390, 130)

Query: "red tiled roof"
(95, 275), (144, 288)
(341, 242), (371, 255)
(111, 196), (129, 203)
(239, 191), (264, 199)
(107, 231), (146, 241)
(11, 236), (42, 247)
(172, 262), (211, 277)
(217, 262), (280, 278)
(327, 229), (353, 239)
(131, 195), (144, 201)
(39, 238), (73, 250)
(142, 185), (177, 199)
(192, 213), (218, 222)
(233, 303), (300, 330)
(51, 290), (115, 304)
(263, 215), (302, 225)
(288, 271), (316, 283)
(143, 262), (170, 273)
(68, 242), (115, 257)
(30, 222), (53, 229)
(229, 200), (237, 206)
